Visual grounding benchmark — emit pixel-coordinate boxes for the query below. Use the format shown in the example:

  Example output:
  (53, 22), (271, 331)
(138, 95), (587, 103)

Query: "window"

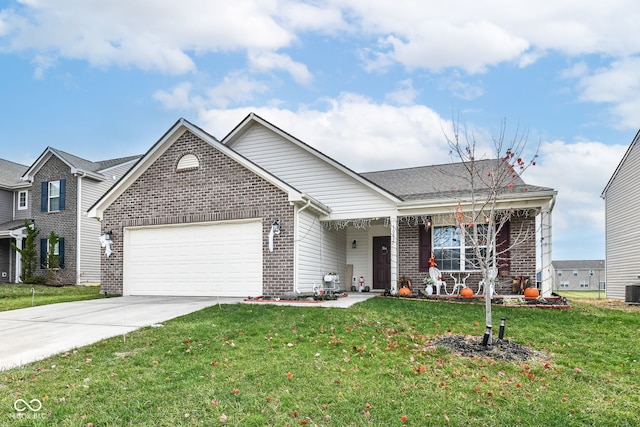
(18, 190), (28, 210)
(432, 225), (487, 271)
(40, 237), (65, 269)
(48, 181), (60, 211)
(573, 270), (578, 277)
(41, 179), (66, 212)
(579, 281), (589, 289)
(557, 270), (562, 276)
(599, 281), (606, 290)
(559, 281), (569, 289)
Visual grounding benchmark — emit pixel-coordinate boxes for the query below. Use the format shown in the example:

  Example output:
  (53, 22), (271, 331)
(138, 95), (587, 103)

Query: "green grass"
(555, 290), (604, 300)
(0, 284), (104, 312)
(2, 298), (639, 426)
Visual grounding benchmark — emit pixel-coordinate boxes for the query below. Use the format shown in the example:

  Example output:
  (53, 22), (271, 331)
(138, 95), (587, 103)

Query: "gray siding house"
(1, 148), (139, 284)
(552, 260), (605, 291)
(602, 129), (640, 301)
(89, 114), (557, 298)
(0, 159), (30, 283)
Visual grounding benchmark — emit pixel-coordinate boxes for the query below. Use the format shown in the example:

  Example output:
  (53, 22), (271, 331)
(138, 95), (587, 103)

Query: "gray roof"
(50, 148), (140, 174)
(0, 158), (29, 189)
(552, 260), (605, 270)
(361, 159), (553, 201)
(0, 219), (29, 231)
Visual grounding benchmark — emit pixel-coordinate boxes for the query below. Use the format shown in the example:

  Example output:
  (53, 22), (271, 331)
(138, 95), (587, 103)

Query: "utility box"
(625, 284), (640, 304)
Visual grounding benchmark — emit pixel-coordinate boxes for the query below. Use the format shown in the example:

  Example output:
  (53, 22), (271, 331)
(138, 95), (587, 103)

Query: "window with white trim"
(559, 281), (569, 288)
(433, 225), (488, 271)
(18, 190), (28, 210)
(579, 281), (589, 288)
(573, 270), (578, 277)
(599, 281), (606, 290)
(48, 180), (61, 211)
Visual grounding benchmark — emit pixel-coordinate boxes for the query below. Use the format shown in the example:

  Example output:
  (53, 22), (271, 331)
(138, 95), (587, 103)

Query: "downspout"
(293, 198), (313, 293)
(540, 195), (556, 297)
(76, 173), (85, 285)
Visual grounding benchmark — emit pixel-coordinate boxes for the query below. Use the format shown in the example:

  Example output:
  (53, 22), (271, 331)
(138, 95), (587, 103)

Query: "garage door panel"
(124, 221), (262, 296)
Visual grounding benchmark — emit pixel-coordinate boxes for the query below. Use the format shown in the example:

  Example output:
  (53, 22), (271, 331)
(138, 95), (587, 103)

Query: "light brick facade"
(100, 130), (295, 296)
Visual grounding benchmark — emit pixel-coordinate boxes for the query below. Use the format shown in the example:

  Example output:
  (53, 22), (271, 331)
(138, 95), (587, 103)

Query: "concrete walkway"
(0, 293), (376, 370)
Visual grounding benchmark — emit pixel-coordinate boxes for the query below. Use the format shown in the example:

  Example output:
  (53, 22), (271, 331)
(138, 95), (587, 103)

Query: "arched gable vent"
(176, 153), (200, 171)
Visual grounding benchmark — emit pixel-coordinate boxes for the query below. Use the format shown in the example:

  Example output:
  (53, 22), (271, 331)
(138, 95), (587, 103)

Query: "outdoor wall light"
(426, 217), (432, 228)
(352, 239), (357, 249)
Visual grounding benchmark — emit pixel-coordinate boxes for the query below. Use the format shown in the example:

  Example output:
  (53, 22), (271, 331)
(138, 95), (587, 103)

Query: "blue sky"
(1, 1), (638, 260)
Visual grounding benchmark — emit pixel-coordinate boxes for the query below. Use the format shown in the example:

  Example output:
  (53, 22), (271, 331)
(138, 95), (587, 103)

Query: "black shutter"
(41, 182), (47, 212)
(59, 238), (65, 269)
(496, 220), (510, 275)
(40, 238), (47, 268)
(59, 179), (66, 210)
(419, 225), (432, 272)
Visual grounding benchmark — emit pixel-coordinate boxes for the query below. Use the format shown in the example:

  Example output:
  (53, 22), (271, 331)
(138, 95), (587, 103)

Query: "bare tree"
(443, 119), (538, 346)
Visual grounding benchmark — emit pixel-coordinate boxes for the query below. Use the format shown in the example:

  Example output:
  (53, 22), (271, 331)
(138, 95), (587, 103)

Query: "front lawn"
(2, 297), (638, 426)
(0, 284), (103, 312)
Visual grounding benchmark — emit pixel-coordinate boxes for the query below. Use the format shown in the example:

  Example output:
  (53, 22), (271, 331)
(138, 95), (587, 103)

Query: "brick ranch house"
(88, 114), (556, 298)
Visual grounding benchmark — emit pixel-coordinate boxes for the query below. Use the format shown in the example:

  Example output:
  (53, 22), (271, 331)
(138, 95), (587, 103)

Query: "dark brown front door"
(373, 236), (391, 290)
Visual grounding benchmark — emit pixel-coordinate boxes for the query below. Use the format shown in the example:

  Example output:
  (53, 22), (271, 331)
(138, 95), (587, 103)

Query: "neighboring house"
(1, 148), (139, 284)
(0, 158), (31, 283)
(551, 260), (605, 291)
(601, 129), (640, 301)
(89, 114), (557, 298)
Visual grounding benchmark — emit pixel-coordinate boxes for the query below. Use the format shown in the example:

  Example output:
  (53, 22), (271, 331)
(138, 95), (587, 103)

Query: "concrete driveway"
(0, 296), (242, 370)
(0, 293), (376, 370)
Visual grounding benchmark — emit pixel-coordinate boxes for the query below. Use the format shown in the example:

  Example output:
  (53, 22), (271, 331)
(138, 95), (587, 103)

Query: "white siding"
(79, 162), (135, 283)
(346, 227), (370, 287)
(231, 124), (396, 219)
(296, 209), (346, 293)
(605, 140), (640, 300)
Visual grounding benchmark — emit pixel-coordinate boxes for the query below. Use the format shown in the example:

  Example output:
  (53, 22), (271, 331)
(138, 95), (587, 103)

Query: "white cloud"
(154, 72), (271, 110)
(385, 79), (419, 106)
(198, 93), (455, 171)
(525, 139), (627, 246)
(248, 51), (312, 85)
(573, 57), (640, 128)
(2, 0), (295, 74)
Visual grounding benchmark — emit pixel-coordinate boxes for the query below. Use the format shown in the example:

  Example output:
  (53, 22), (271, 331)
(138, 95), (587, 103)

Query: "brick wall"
(31, 156), (77, 282)
(100, 130), (295, 296)
(398, 215), (537, 295)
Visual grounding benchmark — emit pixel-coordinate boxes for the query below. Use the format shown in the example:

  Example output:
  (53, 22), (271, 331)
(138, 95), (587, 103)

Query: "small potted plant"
(423, 277), (435, 295)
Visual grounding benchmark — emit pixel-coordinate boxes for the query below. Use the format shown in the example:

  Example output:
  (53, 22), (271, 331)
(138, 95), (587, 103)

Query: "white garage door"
(124, 220), (263, 297)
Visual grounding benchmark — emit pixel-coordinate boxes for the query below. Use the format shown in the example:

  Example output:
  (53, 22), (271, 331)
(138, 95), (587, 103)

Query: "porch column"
(12, 234), (23, 283)
(390, 214), (398, 294)
(540, 200), (554, 297)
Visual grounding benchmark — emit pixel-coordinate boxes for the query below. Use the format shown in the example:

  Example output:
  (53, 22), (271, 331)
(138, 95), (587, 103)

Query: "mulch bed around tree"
(431, 334), (547, 362)
(385, 293), (570, 309)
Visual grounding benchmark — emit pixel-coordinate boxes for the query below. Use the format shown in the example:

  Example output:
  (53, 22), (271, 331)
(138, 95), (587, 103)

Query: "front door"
(372, 236), (391, 290)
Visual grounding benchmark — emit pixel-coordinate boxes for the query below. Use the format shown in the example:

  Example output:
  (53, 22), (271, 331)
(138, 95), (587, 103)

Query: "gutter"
(397, 190), (558, 212)
(75, 172), (86, 285)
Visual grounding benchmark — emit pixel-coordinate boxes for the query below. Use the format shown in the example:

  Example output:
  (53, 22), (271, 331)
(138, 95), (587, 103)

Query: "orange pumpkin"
(460, 287), (473, 297)
(398, 287), (412, 296)
(524, 287), (539, 298)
